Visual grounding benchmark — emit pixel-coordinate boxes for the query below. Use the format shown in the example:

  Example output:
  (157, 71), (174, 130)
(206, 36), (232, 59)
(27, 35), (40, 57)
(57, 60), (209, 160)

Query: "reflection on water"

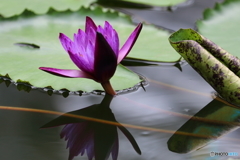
(1, 0), (240, 159)
(1, 64), (240, 159)
(168, 98), (240, 154)
(42, 94), (141, 160)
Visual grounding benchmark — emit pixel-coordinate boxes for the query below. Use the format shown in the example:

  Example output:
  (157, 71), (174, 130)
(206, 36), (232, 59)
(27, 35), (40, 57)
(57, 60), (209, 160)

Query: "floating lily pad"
(197, 0), (240, 57)
(129, 26), (180, 62)
(0, 7), (147, 93)
(0, 0), (95, 18)
(110, 0), (188, 6)
(0, 7), (180, 93)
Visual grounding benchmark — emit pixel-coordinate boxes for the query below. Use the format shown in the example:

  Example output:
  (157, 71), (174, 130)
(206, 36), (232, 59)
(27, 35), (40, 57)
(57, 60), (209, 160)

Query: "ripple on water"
(141, 131), (150, 136)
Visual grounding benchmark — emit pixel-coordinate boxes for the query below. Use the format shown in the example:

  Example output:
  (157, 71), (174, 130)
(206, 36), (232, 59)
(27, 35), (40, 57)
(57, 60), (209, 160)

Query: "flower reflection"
(60, 119), (119, 160)
(42, 94), (141, 160)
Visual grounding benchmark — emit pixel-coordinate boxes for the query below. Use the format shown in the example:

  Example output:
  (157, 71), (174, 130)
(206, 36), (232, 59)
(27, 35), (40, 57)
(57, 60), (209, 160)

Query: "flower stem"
(101, 81), (116, 96)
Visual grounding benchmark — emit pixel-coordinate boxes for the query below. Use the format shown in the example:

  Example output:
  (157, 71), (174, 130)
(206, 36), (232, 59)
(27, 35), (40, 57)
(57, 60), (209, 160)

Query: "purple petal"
(93, 32), (117, 82)
(111, 136), (119, 160)
(72, 30), (95, 73)
(86, 138), (95, 160)
(86, 26), (97, 47)
(97, 21), (119, 55)
(118, 23), (143, 63)
(85, 16), (97, 34)
(74, 29), (88, 54)
(60, 123), (95, 160)
(84, 27), (97, 70)
(39, 67), (94, 79)
(66, 48), (95, 75)
(59, 33), (94, 73)
(59, 33), (74, 53)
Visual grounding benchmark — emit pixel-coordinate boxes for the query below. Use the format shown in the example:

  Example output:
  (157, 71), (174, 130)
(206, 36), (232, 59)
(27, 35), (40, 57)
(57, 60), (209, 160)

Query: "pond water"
(1, 0), (240, 160)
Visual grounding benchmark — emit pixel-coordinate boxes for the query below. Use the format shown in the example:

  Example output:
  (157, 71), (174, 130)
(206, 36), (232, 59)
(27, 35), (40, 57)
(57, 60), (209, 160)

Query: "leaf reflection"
(167, 98), (240, 153)
(42, 94), (141, 160)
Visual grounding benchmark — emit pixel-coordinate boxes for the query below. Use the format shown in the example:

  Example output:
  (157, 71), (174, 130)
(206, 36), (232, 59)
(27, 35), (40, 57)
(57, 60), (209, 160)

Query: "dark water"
(1, 0), (240, 160)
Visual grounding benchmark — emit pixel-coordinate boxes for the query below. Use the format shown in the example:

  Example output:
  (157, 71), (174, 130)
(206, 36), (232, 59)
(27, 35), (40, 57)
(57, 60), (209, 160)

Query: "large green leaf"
(128, 26), (180, 62)
(1, 7), (179, 63)
(169, 28), (240, 106)
(115, 0), (187, 6)
(0, 7), (180, 93)
(197, 0), (240, 58)
(0, 8), (146, 93)
(0, 0), (95, 18)
(0, 0), (189, 18)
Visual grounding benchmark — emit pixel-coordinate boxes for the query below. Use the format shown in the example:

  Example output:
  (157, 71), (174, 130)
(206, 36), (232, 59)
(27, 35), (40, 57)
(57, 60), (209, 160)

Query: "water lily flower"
(39, 17), (142, 95)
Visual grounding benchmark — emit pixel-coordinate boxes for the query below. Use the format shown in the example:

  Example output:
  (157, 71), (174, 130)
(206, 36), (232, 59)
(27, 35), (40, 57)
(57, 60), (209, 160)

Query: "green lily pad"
(197, 0), (240, 58)
(129, 26), (180, 62)
(0, 7), (148, 93)
(0, 0), (95, 18)
(114, 0), (188, 6)
(0, 7), (180, 93)
(0, 0), (190, 18)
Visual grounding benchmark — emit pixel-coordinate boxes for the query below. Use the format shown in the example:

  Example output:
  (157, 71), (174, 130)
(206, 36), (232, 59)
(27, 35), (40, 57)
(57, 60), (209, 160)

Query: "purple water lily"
(39, 17), (142, 95)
